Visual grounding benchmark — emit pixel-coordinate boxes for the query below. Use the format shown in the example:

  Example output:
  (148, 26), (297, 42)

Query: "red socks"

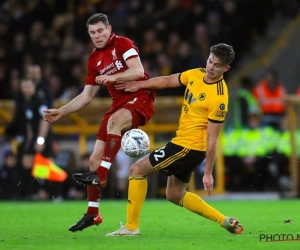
(101, 134), (122, 162)
(96, 134), (121, 180)
(86, 134), (121, 215)
(97, 166), (109, 180)
(86, 185), (101, 215)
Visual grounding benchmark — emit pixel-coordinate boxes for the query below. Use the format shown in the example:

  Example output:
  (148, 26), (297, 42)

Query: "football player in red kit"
(43, 13), (155, 232)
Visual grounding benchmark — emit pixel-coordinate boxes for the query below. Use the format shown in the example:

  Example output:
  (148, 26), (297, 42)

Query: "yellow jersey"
(171, 68), (228, 151)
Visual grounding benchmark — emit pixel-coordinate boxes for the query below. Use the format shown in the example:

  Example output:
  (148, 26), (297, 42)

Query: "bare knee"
(128, 154), (155, 177)
(129, 162), (140, 176)
(166, 189), (183, 205)
(107, 114), (126, 132)
(107, 116), (119, 130)
(107, 109), (132, 133)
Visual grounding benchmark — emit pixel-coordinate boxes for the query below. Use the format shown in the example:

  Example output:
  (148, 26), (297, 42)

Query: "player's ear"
(107, 25), (112, 32)
(224, 65), (230, 72)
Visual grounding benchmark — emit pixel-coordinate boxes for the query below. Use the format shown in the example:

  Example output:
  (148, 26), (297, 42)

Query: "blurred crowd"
(0, 0), (297, 99)
(224, 68), (300, 195)
(1, 0), (300, 200)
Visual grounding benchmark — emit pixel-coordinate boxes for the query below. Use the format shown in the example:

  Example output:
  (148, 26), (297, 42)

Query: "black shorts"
(149, 142), (206, 183)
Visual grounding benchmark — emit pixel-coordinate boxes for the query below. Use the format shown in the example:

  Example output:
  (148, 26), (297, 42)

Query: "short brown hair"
(210, 43), (235, 65)
(86, 13), (109, 28)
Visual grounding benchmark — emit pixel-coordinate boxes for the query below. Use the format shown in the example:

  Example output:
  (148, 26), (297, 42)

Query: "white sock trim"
(101, 161), (112, 169)
(88, 201), (99, 208)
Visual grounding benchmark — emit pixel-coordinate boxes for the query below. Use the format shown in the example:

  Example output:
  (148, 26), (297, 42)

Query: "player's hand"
(203, 174), (214, 196)
(115, 81), (139, 92)
(43, 109), (63, 123)
(95, 75), (116, 85)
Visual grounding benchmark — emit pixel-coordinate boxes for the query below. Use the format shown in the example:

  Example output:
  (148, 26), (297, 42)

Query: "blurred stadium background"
(0, 0), (300, 201)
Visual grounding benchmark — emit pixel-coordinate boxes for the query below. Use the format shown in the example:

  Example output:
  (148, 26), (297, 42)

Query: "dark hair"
(86, 13), (109, 28)
(210, 43), (235, 65)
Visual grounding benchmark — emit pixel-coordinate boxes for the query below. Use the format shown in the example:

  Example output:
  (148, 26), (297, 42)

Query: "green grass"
(1, 199), (300, 250)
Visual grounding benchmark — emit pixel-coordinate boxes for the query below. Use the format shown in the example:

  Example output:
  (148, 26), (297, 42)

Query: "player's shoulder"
(88, 48), (98, 59)
(182, 67), (206, 76)
(114, 35), (136, 49)
(115, 35), (133, 43)
(213, 79), (228, 96)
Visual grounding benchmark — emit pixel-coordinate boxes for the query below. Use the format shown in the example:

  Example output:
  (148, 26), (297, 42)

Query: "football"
(121, 129), (150, 158)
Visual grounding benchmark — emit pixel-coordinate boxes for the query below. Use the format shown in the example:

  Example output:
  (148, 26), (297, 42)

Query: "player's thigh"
(130, 154), (157, 177)
(108, 108), (133, 131)
(90, 139), (106, 170)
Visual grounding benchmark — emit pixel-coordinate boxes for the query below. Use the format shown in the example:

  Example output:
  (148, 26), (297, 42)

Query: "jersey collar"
(106, 32), (116, 45)
(203, 77), (224, 85)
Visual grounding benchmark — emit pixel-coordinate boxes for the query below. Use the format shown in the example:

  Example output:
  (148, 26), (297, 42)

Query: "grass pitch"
(1, 199), (300, 250)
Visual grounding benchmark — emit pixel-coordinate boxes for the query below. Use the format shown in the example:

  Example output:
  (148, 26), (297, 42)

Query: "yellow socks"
(126, 176), (147, 230)
(179, 191), (226, 225)
(125, 179), (225, 229)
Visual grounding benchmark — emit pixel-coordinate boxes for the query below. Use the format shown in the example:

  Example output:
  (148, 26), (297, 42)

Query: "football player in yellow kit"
(107, 43), (243, 236)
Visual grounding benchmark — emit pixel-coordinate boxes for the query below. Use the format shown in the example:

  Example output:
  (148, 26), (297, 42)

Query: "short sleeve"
(208, 96), (228, 123)
(116, 36), (139, 61)
(178, 70), (189, 86)
(86, 54), (98, 85)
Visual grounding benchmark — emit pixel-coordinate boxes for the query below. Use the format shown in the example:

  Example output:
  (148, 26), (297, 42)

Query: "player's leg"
(74, 108), (135, 186)
(74, 93), (154, 187)
(69, 140), (105, 232)
(73, 108), (130, 186)
(94, 108), (133, 186)
(166, 175), (226, 223)
(96, 93), (154, 187)
(106, 154), (156, 236)
(166, 176), (243, 234)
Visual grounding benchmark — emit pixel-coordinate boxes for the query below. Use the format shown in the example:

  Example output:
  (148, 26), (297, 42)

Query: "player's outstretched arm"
(43, 85), (100, 123)
(203, 121), (223, 196)
(115, 73), (181, 92)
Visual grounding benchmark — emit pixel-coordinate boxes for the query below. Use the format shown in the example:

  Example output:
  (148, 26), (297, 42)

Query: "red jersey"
(86, 33), (155, 107)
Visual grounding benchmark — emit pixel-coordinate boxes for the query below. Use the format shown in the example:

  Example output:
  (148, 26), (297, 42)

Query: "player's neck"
(204, 74), (223, 83)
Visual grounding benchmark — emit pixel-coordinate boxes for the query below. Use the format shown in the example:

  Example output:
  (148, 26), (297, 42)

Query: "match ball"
(121, 129), (150, 158)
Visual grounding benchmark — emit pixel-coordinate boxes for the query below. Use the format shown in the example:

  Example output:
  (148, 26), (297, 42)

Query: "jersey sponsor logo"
(98, 60), (124, 75)
(199, 93), (206, 101)
(215, 110), (225, 118)
(97, 60), (102, 67)
(115, 60), (124, 70)
(220, 103), (225, 110)
(99, 62), (114, 74)
(184, 89), (196, 104)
